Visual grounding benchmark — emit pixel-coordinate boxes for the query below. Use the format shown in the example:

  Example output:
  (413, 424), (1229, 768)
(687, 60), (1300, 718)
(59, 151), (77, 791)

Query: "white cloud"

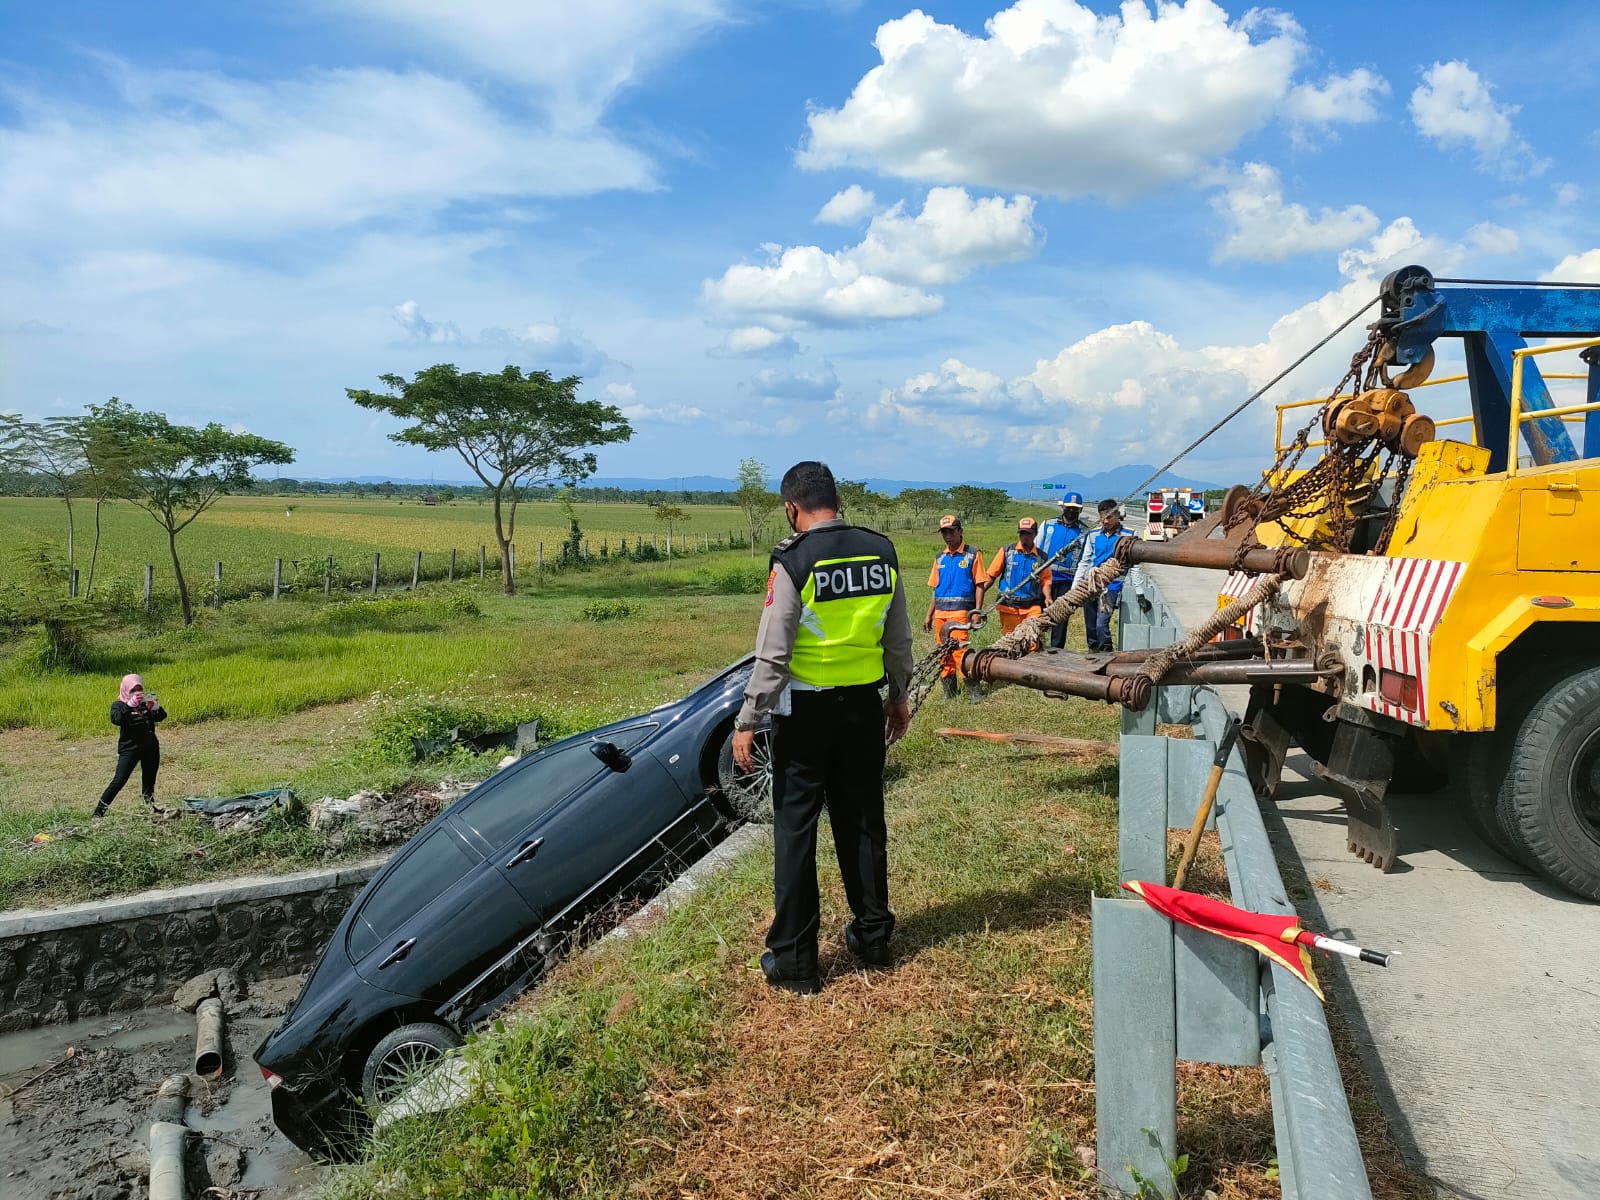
(604, 382), (637, 404)
(0, 64), (656, 247)
(1212, 163), (1378, 262)
(620, 402), (705, 424)
(1409, 61), (1543, 177)
(798, 0), (1303, 200)
(1284, 68), (1389, 127)
(816, 185), (878, 225)
(1547, 251), (1600, 283)
(390, 302), (616, 373)
(704, 187), (1038, 331)
(393, 300), (463, 344)
(1335, 217), (1517, 280)
(711, 327), (801, 358)
(750, 363), (841, 404)
(1555, 183), (1582, 207)
(320, 0), (728, 123)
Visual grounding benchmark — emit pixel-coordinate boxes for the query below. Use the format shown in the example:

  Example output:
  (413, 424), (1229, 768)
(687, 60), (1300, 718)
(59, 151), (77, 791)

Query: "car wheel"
(361, 1022), (462, 1108)
(1504, 665), (1600, 900)
(717, 727), (773, 822)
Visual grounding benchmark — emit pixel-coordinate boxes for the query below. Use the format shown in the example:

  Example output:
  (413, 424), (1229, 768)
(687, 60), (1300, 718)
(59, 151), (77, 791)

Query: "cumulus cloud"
(749, 362), (841, 404)
(798, 0), (1302, 200)
(619, 402), (705, 424)
(1284, 68), (1389, 127)
(0, 64), (655, 246)
(1547, 250), (1600, 283)
(1409, 61), (1543, 176)
(704, 187), (1037, 331)
(710, 327), (801, 358)
(816, 185), (878, 225)
(391, 302), (617, 373)
(1212, 163), (1378, 262)
(603, 382), (637, 404)
(870, 215), (1529, 471)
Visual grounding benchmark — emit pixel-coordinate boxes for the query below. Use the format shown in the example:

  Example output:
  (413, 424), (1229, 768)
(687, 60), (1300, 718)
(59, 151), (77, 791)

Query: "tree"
(947, 485), (1010, 523)
(95, 400), (294, 625)
(732, 458), (779, 555)
(898, 487), (947, 520)
(653, 503), (686, 559)
(349, 364), (631, 595)
(0, 414), (84, 583)
(61, 406), (136, 600)
(837, 479), (895, 527)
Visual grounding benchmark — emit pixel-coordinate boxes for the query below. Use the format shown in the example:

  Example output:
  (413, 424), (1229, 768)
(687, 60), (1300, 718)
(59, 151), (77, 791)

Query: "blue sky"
(4, 0), (1599, 486)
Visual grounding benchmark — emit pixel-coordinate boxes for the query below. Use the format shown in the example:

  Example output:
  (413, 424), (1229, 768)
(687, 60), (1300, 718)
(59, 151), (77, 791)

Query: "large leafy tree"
(732, 457), (778, 555)
(897, 487), (947, 520)
(95, 400), (294, 624)
(348, 365), (632, 595)
(59, 406), (136, 599)
(947, 484), (1010, 523)
(0, 413), (85, 581)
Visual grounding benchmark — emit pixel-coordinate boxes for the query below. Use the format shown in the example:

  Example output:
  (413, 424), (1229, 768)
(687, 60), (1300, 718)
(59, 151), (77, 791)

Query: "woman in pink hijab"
(94, 674), (167, 818)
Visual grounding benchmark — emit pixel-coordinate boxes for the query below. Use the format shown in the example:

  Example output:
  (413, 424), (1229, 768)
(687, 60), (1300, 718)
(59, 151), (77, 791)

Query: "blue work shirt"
(1037, 517), (1089, 582)
(991, 543), (1047, 605)
(1080, 527), (1133, 595)
(930, 544), (984, 610)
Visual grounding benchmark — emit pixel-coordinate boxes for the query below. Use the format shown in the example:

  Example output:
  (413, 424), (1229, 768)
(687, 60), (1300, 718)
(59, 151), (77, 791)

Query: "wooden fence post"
(273, 558), (283, 600)
(667, 533), (672, 560)
(583, 540), (590, 562)
(479, 544), (486, 581)
(69, 568), (79, 598)
(144, 564), (153, 611)
(449, 548), (456, 583)
(412, 550), (422, 590)
(324, 556), (333, 596)
(509, 543), (516, 578)
(371, 552), (381, 593)
(536, 542), (543, 572)
(214, 561), (223, 606)
(602, 538), (608, 558)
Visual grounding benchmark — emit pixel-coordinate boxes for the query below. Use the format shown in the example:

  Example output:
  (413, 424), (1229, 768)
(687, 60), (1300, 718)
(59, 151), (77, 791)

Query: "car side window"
(349, 827), (479, 961)
(456, 725), (656, 849)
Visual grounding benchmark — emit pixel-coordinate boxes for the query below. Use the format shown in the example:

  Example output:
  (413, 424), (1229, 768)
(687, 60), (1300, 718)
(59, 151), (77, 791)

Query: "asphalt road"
(1144, 562), (1600, 1200)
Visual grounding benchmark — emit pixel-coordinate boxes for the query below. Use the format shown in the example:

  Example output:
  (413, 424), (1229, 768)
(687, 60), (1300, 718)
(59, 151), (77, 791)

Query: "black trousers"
(767, 685), (894, 976)
(98, 743), (160, 812)
(1048, 602), (1075, 650)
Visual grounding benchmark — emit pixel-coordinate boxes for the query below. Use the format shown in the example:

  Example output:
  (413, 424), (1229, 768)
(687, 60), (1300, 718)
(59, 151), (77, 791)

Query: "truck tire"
(1464, 729), (1535, 867)
(1503, 666), (1600, 900)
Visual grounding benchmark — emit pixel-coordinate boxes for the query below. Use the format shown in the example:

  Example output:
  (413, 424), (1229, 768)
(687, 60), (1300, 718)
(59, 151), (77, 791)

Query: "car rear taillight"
(1379, 669), (1419, 712)
(260, 1066), (285, 1090)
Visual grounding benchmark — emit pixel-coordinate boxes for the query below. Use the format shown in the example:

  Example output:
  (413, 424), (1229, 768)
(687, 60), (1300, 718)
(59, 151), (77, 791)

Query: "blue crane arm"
(1381, 267), (1600, 472)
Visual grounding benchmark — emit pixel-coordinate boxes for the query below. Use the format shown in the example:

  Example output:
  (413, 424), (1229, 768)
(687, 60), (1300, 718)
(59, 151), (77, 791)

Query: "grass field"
(0, 494), (770, 599)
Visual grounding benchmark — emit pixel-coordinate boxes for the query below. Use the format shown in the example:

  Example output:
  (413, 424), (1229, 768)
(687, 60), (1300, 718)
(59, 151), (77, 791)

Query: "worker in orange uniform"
(924, 515), (987, 702)
(987, 517), (1052, 639)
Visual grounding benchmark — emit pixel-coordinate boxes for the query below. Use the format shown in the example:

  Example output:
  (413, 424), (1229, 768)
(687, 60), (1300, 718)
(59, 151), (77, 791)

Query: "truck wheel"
(1464, 730), (1535, 866)
(1503, 666), (1600, 900)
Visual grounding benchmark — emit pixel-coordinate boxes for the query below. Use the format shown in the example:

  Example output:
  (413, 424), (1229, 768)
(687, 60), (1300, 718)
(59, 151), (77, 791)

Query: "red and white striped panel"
(1217, 569), (1260, 635)
(1362, 557), (1464, 725)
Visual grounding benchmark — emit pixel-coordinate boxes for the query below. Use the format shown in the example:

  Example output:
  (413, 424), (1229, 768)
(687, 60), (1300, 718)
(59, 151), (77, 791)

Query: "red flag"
(1122, 880), (1324, 1000)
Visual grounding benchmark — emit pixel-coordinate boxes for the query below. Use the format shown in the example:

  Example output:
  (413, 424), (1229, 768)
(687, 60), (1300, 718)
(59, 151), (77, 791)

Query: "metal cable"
(1432, 277), (1600, 288)
(1118, 295), (1381, 508)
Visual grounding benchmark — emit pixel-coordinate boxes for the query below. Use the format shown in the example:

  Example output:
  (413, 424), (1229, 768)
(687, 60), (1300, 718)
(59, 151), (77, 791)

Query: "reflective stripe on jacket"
(994, 544), (1045, 605)
(773, 525), (900, 687)
(1036, 518), (1087, 579)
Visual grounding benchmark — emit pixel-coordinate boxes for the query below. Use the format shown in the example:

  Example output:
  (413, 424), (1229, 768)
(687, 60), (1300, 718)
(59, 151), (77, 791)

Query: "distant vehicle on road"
(256, 658), (771, 1157)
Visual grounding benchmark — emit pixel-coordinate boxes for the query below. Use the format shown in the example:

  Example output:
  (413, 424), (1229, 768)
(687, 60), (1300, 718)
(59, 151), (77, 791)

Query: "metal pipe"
(150, 1073), (189, 1125)
(148, 1121), (188, 1200)
(193, 997), (224, 1077)
(963, 650), (1154, 710)
(1120, 536), (1310, 579)
(1104, 660), (1336, 686)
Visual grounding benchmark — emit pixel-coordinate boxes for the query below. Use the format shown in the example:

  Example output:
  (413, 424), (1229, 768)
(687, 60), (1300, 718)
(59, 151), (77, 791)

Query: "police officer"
(1036, 493), (1089, 650)
(924, 514), (986, 702)
(732, 461), (915, 994)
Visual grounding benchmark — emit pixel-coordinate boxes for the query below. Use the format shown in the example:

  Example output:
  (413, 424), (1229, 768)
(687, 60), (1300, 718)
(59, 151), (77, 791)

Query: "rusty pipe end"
(1273, 547), (1310, 579)
(1108, 673), (1152, 712)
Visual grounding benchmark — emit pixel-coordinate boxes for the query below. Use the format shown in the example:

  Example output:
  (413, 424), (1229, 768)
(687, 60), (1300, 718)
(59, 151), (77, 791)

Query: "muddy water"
(0, 975), (330, 1200)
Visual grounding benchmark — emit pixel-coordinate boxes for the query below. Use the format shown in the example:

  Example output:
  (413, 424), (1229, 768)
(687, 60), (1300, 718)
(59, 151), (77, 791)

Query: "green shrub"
(703, 563), (767, 595)
(580, 599), (636, 622)
(363, 688), (547, 766)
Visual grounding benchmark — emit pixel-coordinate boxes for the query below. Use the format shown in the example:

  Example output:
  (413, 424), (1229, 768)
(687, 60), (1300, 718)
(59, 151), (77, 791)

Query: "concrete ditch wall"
(0, 858), (386, 1031)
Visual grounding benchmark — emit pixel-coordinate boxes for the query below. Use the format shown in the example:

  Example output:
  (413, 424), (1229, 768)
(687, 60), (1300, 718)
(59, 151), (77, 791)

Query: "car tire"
(717, 727), (774, 823)
(1503, 665), (1600, 900)
(361, 1022), (463, 1108)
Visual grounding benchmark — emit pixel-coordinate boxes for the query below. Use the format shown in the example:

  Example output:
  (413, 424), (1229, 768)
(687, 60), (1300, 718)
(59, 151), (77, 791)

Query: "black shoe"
(941, 676), (959, 700)
(759, 951), (821, 995)
(845, 926), (892, 970)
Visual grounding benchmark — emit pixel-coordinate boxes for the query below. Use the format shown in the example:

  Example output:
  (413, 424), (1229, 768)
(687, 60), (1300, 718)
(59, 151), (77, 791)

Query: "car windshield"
(453, 724), (657, 849)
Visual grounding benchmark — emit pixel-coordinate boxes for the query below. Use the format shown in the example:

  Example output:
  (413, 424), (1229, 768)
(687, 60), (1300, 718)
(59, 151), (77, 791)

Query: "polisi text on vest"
(812, 561), (894, 600)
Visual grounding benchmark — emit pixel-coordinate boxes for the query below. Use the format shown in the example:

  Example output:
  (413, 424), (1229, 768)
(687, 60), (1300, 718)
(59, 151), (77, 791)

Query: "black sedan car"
(257, 657), (771, 1157)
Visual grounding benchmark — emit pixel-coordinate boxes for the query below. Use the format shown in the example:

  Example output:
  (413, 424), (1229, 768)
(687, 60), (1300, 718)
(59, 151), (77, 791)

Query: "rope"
(988, 556), (1130, 656)
(1135, 574), (1283, 685)
(1119, 295), (1380, 508)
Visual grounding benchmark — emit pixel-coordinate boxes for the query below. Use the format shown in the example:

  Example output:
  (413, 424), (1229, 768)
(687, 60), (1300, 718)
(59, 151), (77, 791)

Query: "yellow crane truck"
(1212, 265), (1600, 899)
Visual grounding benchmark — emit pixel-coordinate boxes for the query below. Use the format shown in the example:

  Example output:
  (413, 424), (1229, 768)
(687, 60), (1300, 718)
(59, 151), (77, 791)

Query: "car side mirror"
(590, 740), (632, 773)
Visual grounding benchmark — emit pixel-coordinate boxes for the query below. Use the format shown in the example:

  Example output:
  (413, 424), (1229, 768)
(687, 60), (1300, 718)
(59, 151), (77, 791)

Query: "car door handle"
(378, 938), (417, 969)
(505, 837), (545, 868)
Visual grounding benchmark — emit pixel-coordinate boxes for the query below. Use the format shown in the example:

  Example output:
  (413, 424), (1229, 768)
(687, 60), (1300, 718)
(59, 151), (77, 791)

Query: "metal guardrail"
(1091, 574), (1371, 1199)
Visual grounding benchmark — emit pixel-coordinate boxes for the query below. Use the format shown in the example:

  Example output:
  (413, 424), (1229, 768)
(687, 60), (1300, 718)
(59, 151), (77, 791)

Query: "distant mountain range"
(289, 465), (1219, 498)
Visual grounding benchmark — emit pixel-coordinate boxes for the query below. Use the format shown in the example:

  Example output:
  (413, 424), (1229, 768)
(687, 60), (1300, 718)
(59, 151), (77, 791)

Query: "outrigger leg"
(1311, 714), (1401, 872)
